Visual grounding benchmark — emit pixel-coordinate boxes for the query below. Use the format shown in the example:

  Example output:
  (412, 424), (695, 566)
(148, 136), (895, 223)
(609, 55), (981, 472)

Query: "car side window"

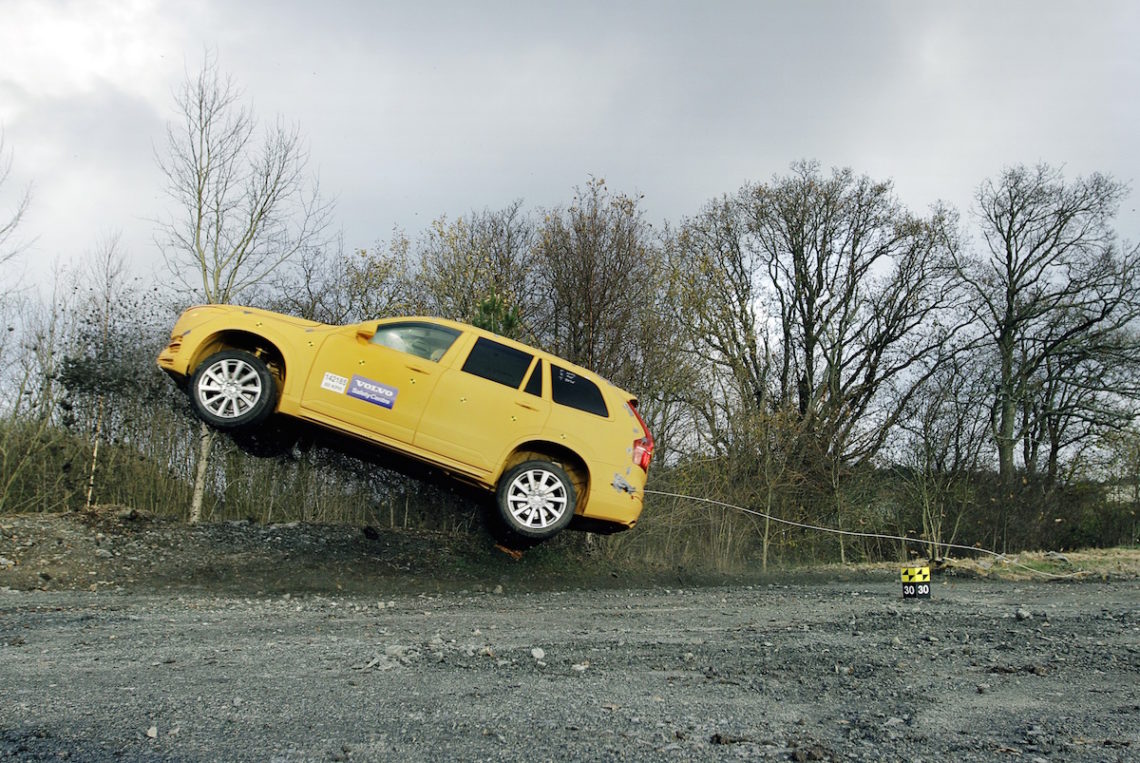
(523, 359), (543, 397)
(462, 337), (534, 388)
(551, 365), (609, 417)
(370, 323), (460, 362)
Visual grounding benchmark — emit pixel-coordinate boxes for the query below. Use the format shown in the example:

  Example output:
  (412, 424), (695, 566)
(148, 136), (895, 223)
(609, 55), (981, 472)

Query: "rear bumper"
(578, 470), (646, 529)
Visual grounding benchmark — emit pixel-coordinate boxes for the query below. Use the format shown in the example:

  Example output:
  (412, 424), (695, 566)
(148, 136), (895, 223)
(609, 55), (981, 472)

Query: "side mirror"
(356, 325), (376, 341)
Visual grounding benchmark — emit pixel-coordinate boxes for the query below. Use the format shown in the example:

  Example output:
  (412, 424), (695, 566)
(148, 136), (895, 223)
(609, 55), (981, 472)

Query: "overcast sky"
(2, 0), (1138, 287)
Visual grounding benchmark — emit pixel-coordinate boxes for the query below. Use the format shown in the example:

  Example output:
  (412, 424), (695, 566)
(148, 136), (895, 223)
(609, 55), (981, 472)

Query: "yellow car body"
(157, 305), (653, 539)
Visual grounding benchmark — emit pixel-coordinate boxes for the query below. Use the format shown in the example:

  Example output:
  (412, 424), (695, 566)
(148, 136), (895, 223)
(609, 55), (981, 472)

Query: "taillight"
(628, 401), (654, 472)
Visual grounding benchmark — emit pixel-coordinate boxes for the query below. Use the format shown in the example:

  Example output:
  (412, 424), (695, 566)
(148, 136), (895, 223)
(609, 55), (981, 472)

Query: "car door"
(414, 337), (551, 472)
(299, 321), (462, 444)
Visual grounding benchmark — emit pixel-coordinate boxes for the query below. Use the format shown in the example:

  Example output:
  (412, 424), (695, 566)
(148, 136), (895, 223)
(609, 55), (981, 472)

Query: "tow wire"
(644, 488), (1089, 581)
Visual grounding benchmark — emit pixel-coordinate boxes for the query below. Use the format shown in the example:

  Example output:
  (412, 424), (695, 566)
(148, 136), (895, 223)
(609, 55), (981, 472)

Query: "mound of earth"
(0, 507), (552, 595)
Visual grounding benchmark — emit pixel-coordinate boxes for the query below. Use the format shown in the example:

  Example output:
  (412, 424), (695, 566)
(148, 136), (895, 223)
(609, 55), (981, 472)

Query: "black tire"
(189, 349), (276, 430)
(495, 460), (577, 541)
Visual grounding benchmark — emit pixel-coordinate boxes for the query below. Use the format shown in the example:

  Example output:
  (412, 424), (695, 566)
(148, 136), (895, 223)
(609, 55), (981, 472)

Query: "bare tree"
(533, 178), (658, 381)
(270, 231), (418, 325)
(531, 178), (691, 456)
(0, 273), (76, 513)
(671, 193), (771, 445)
(413, 201), (537, 330)
(0, 130), (32, 267)
(750, 164), (963, 468)
(155, 52), (332, 523)
(675, 163), (964, 561)
(958, 165), (1140, 494)
(78, 238), (126, 510)
(894, 353), (989, 559)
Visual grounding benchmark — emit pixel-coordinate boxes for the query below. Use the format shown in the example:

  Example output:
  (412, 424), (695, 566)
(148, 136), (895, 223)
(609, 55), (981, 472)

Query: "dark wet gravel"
(2, 578), (1138, 762)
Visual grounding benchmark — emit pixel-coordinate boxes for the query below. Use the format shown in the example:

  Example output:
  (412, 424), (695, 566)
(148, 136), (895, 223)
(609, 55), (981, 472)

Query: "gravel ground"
(1, 513), (1138, 761)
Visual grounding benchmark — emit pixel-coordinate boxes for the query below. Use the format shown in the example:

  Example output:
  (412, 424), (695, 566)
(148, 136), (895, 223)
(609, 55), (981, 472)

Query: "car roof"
(374, 315), (628, 397)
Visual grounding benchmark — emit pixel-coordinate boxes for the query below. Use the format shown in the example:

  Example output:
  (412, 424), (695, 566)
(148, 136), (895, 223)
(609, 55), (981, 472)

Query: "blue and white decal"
(347, 375), (398, 409)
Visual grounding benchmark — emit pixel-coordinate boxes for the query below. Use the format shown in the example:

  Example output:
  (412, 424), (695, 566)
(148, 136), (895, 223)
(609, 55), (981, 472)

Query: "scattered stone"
(791, 744), (828, 761)
(530, 647), (545, 661)
(146, 726), (158, 739)
(709, 732), (750, 745)
(1016, 608), (1033, 621)
(0, 556), (14, 569)
(361, 655), (398, 671)
(386, 644), (414, 661)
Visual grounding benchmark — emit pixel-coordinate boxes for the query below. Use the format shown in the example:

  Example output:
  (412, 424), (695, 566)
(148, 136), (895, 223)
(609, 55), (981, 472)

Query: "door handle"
(515, 401), (539, 411)
(406, 364), (429, 374)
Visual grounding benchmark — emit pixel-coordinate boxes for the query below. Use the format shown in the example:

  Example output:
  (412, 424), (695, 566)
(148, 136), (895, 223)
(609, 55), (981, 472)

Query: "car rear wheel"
(495, 460), (577, 540)
(190, 349), (276, 430)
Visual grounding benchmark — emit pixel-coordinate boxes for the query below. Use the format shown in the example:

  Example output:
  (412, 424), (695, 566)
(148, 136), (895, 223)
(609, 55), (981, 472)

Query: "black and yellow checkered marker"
(901, 566), (931, 599)
(901, 566), (930, 583)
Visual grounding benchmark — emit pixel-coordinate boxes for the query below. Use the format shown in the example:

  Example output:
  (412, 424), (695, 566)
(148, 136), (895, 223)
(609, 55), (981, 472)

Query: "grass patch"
(837, 547), (1140, 582)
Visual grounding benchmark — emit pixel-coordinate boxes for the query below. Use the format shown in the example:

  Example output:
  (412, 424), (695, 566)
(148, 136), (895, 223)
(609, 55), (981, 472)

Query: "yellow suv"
(157, 306), (654, 541)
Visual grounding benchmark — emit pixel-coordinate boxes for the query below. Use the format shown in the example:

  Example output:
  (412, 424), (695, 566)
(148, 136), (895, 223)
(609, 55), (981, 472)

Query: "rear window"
(552, 365), (608, 417)
(462, 337), (534, 389)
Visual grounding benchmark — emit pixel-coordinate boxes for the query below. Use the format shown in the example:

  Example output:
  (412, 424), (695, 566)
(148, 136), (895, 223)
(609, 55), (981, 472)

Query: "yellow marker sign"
(901, 566), (931, 599)
(901, 567), (930, 583)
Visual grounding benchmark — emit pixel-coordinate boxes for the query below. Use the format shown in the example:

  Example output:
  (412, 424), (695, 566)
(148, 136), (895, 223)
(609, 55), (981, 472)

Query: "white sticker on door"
(320, 371), (349, 394)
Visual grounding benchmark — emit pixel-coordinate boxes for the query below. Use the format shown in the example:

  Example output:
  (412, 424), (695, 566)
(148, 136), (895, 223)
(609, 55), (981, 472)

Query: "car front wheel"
(495, 460), (577, 540)
(189, 349), (276, 430)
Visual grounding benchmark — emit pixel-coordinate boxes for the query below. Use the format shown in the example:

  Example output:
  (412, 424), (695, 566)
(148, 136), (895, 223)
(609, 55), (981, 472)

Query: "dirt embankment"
(2, 508), (1136, 596)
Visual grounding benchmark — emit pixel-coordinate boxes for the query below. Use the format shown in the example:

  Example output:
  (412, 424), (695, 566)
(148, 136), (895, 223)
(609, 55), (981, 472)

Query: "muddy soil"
(1, 512), (1138, 761)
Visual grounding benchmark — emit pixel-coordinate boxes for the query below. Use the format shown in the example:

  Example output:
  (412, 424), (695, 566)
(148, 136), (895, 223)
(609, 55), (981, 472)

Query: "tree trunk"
(84, 394), (105, 511)
(761, 513), (770, 573)
(189, 422), (216, 524)
(996, 328), (1018, 492)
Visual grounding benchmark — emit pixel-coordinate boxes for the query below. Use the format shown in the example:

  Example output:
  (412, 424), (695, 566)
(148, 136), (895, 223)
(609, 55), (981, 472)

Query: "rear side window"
(523, 359), (543, 397)
(552, 365), (609, 417)
(462, 337), (534, 389)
